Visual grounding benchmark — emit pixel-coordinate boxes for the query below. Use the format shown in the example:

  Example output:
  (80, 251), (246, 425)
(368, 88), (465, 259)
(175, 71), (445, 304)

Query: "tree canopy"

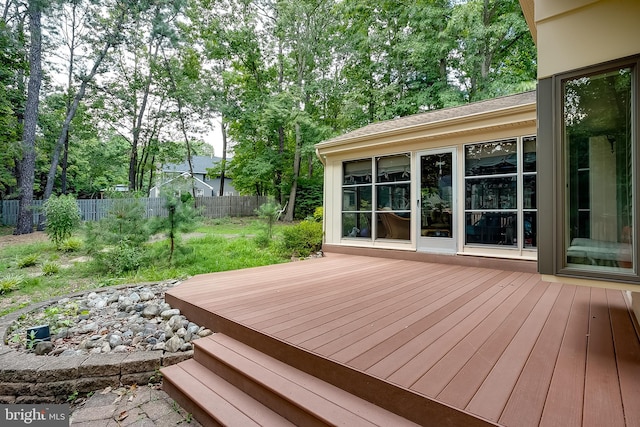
(1, 0), (536, 230)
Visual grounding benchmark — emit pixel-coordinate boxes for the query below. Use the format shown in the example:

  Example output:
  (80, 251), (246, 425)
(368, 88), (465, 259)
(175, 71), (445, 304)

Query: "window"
(464, 138), (537, 248)
(342, 154), (411, 240)
(563, 65), (634, 272)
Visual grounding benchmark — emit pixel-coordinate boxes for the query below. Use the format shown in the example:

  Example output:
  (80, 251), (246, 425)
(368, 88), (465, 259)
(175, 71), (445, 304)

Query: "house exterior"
(151, 155), (238, 197)
(317, 0), (640, 319)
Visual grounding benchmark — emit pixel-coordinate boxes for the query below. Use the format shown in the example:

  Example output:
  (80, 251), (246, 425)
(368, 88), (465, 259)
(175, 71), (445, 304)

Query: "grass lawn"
(0, 217), (295, 317)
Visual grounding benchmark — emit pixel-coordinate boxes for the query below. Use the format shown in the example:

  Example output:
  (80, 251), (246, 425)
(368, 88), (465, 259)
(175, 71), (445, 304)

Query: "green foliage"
(16, 253), (39, 268)
(149, 192), (200, 262)
(0, 274), (24, 294)
(85, 198), (150, 250)
(313, 207), (323, 222)
(85, 198), (150, 272)
(60, 237), (83, 252)
(94, 242), (147, 275)
(279, 220), (323, 258)
(253, 230), (271, 248)
(42, 261), (60, 276)
(42, 194), (82, 248)
(294, 178), (323, 220)
(255, 201), (281, 240)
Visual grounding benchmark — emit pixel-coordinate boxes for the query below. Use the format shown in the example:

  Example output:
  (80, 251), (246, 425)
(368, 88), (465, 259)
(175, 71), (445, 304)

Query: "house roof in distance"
(316, 90), (536, 149)
(162, 155), (223, 175)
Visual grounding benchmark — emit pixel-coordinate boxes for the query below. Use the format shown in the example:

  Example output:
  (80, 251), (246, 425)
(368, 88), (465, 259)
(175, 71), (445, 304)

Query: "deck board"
(165, 253), (640, 427)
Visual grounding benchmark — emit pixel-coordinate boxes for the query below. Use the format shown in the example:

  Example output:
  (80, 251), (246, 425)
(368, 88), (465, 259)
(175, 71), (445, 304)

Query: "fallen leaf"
(100, 387), (112, 395)
(116, 411), (128, 421)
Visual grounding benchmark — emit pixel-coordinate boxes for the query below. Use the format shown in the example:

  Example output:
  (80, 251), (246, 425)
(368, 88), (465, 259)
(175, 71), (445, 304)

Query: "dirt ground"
(0, 230), (49, 249)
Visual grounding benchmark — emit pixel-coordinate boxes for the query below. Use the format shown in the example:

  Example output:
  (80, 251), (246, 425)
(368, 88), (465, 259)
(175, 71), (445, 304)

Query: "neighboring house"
(316, 0), (640, 321)
(150, 155), (238, 197)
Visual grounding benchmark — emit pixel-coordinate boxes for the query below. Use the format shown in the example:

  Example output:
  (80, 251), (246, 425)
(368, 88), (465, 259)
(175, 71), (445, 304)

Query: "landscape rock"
(34, 342), (53, 356)
(7, 280), (203, 358)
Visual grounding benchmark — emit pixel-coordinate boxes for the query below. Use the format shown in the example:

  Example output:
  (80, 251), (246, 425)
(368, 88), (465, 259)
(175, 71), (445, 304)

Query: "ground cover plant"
(0, 215), (313, 317)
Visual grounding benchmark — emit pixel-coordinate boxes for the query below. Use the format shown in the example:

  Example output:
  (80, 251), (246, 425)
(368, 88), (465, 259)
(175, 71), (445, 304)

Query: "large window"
(342, 154), (411, 240)
(464, 138), (537, 248)
(563, 65), (634, 272)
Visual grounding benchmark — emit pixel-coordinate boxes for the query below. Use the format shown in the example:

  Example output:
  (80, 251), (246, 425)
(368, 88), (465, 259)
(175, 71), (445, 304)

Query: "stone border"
(0, 282), (193, 404)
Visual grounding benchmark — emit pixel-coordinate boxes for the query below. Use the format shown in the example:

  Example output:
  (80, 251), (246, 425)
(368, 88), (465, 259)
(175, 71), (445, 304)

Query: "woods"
(0, 0), (536, 234)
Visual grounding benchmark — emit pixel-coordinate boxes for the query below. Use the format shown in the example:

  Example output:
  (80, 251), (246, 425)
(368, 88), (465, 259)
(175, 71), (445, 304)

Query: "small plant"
(16, 253), (39, 268)
(42, 194), (82, 248)
(94, 242), (146, 274)
(26, 330), (37, 350)
(67, 390), (79, 403)
(148, 191), (200, 262)
(60, 237), (83, 252)
(42, 261), (60, 276)
(253, 230), (271, 248)
(0, 274), (24, 294)
(313, 206), (323, 222)
(255, 201), (282, 240)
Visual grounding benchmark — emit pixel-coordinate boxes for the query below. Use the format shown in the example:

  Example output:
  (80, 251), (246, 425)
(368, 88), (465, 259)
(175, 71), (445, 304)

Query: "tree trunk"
(15, 1), (42, 235)
(283, 122), (302, 222)
(218, 120), (228, 197)
(42, 13), (122, 201)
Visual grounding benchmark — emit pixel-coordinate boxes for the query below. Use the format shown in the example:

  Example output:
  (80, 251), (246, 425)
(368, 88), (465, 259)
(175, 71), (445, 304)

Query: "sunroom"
(316, 90), (537, 262)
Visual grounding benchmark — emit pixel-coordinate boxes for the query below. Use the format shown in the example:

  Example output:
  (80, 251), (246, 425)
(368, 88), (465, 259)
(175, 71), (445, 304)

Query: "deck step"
(163, 333), (419, 426)
(162, 360), (295, 427)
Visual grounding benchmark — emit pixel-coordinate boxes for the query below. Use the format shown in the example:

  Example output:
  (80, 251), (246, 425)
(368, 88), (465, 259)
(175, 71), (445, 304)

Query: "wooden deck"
(164, 252), (640, 427)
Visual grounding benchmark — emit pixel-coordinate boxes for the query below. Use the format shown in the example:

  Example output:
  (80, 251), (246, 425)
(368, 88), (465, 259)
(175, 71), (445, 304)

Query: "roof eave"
(316, 102), (536, 155)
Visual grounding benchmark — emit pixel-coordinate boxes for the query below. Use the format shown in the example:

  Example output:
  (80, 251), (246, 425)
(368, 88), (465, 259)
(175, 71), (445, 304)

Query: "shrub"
(148, 192), (200, 262)
(94, 243), (146, 274)
(0, 274), (24, 294)
(16, 253), (39, 268)
(85, 198), (149, 251)
(313, 206), (323, 222)
(279, 220), (323, 257)
(60, 237), (83, 252)
(254, 230), (271, 248)
(42, 261), (60, 276)
(255, 201), (282, 240)
(42, 194), (81, 248)
(294, 178), (323, 220)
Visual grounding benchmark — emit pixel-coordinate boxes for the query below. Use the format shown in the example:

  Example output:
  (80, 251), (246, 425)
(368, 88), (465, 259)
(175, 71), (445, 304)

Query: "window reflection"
(564, 67), (633, 270)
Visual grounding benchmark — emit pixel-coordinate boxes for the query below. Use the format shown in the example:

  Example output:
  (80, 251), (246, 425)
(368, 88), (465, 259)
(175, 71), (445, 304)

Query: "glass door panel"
(418, 149), (456, 253)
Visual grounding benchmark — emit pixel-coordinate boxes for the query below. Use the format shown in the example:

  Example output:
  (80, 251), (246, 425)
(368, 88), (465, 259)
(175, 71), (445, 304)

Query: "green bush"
(85, 198), (149, 251)
(0, 274), (24, 294)
(255, 201), (282, 240)
(43, 194), (81, 248)
(279, 220), (323, 257)
(94, 243), (146, 275)
(60, 237), (83, 252)
(294, 178), (323, 220)
(148, 192), (200, 262)
(313, 206), (323, 222)
(42, 261), (60, 276)
(254, 230), (271, 248)
(16, 253), (39, 268)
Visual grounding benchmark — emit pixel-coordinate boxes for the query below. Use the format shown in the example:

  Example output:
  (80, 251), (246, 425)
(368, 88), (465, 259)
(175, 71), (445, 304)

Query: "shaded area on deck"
(164, 253), (640, 427)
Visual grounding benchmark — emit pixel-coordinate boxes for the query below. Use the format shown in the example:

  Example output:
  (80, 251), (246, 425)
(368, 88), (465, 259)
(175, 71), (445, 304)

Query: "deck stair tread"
(164, 333), (419, 426)
(162, 360), (293, 427)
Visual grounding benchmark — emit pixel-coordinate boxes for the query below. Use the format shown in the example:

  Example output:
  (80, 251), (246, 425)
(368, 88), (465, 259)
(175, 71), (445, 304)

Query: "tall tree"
(14, 0), (42, 234)
(42, 0), (131, 201)
(446, 0), (536, 101)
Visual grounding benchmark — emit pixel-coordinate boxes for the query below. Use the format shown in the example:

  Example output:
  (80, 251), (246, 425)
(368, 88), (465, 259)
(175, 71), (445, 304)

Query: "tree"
(0, 17), (25, 200)
(446, 0), (536, 101)
(15, 0), (42, 235)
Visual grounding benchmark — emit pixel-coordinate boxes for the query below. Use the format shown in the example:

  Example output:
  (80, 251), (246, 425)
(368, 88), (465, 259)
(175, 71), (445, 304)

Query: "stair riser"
(163, 376), (223, 427)
(194, 346), (330, 427)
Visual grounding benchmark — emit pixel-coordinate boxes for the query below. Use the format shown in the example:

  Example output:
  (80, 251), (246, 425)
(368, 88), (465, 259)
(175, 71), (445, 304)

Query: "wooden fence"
(0, 196), (269, 226)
